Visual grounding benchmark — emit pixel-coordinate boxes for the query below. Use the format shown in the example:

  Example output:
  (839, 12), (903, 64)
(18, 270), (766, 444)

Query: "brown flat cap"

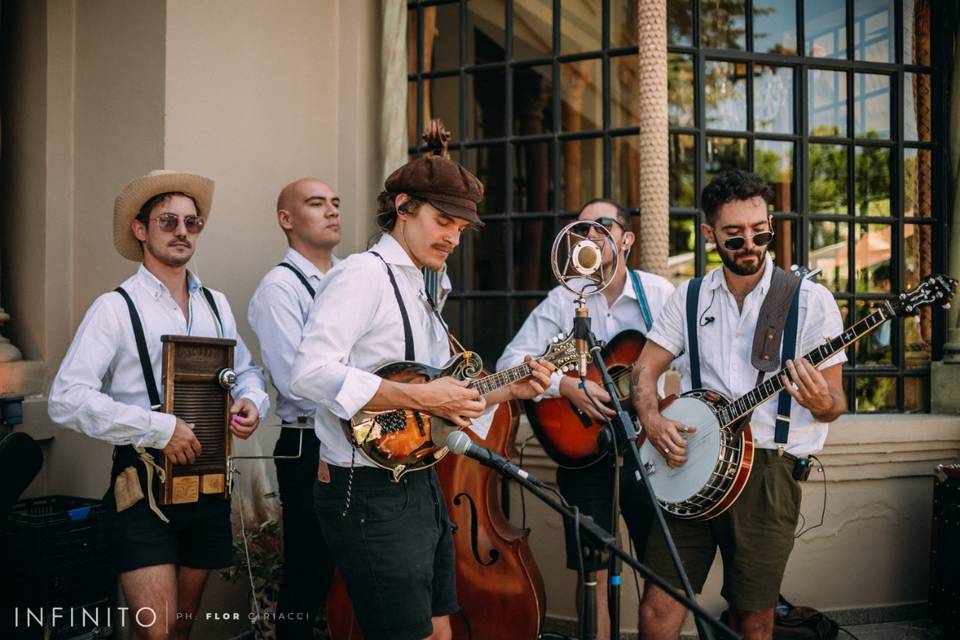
(384, 120), (484, 226)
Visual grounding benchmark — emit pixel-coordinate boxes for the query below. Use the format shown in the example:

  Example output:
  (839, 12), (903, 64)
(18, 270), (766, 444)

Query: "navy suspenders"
(685, 277), (705, 391)
(277, 262), (316, 299)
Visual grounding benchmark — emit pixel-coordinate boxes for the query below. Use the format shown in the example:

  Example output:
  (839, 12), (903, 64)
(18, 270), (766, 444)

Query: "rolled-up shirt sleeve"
(215, 292), (270, 418)
(496, 288), (568, 399)
(48, 295), (177, 449)
(645, 283), (688, 357)
(290, 261), (385, 420)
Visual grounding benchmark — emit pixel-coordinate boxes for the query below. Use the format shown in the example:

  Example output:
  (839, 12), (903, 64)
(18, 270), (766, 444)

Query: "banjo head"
(639, 395), (724, 504)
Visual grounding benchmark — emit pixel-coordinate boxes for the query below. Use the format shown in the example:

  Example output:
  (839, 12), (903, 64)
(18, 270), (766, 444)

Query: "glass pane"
(755, 140), (794, 212)
(706, 136), (748, 182)
(612, 54), (639, 129)
(668, 0), (693, 46)
(513, 65), (553, 135)
(513, 298), (543, 333)
(560, 59), (602, 132)
(904, 309), (933, 369)
(705, 61), (748, 131)
(668, 53), (695, 128)
(701, 0), (746, 50)
(855, 300), (893, 365)
(470, 68), (507, 139)
(511, 141), (552, 213)
(562, 0), (601, 54)
(462, 146), (508, 214)
(854, 223), (892, 292)
(753, 0), (798, 55)
(810, 220), (849, 292)
(424, 75), (461, 140)
(560, 137), (603, 210)
(805, 0), (847, 59)
(442, 298), (462, 337)
(754, 65), (793, 133)
(514, 217), (558, 291)
(854, 0), (894, 63)
(854, 146), (891, 217)
(904, 149), (932, 218)
(423, 4), (460, 73)
(904, 73), (933, 142)
(809, 69), (847, 137)
(467, 3), (506, 63)
(903, 0), (932, 66)
(668, 217), (697, 284)
(768, 218), (797, 269)
(903, 376), (928, 412)
(514, 0), (553, 59)
(407, 9), (418, 74)
(459, 219), (508, 291)
(808, 144), (848, 215)
(612, 136), (640, 210)
(407, 80), (419, 148)
(855, 376), (897, 411)
(904, 224), (934, 291)
(611, 0), (639, 46)
(669, 133), (697, 209)
(465, 299), (510, 366)
(854, 74), (891, 139)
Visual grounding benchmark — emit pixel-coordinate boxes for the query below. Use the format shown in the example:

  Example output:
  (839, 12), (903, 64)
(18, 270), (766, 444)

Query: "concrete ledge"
(0, 360), (44, 399)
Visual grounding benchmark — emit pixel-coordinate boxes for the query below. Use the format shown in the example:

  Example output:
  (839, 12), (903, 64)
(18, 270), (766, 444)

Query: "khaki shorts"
(643, 449), (802, 611)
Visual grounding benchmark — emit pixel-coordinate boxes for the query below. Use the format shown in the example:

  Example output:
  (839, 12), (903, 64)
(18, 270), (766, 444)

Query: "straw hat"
(113, 170), (215, 261)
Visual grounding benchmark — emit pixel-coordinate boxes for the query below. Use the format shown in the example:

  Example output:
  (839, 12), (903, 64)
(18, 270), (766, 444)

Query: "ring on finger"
(663, 446), (670, 455)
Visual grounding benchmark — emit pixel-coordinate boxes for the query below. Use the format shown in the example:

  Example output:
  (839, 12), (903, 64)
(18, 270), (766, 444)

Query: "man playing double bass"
(629, 170), (846, 640)
(289, 123), (554, 640)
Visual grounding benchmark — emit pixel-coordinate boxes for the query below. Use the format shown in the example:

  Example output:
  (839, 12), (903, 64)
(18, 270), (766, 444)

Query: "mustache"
(432, 243), (454, 253)
(168, 239), (192, 248)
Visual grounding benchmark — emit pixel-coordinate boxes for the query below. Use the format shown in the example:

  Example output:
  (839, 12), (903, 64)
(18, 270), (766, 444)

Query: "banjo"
(639, 274), (957, 520)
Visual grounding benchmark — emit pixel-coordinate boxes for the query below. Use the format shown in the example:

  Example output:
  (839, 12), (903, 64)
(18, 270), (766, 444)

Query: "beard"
(718, 244), (766, 276)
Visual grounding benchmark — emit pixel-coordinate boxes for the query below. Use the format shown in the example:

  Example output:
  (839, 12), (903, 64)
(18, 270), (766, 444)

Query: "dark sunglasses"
(152, 212), (205, 234)
(572, 216), (625, 236)
(719, 229), (774, 251)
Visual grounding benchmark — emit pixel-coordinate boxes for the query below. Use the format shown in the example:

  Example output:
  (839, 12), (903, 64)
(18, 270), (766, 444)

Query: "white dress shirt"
(248, 248), (339, 424)
(646, 254), (846, 455)
(48, 265), (269, 449)
(497, 270), (676, 397)
(290, 233), (492, 468)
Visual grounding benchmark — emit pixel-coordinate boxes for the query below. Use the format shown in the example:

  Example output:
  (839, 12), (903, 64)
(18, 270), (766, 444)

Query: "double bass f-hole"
(452, 492), (500, 566)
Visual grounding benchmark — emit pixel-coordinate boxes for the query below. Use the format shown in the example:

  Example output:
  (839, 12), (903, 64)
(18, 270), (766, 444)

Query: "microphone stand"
(495, 449), (739, 640)
(572, 296), (717, 640)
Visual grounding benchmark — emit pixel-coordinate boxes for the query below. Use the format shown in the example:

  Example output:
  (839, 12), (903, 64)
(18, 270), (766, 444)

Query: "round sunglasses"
(717, 229), (774, 251)
(572, 216), (625, 236)
(151, 212), (205, 234)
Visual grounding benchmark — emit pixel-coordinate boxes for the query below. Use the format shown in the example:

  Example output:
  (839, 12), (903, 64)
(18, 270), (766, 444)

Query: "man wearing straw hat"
(49, 170), (269, 639)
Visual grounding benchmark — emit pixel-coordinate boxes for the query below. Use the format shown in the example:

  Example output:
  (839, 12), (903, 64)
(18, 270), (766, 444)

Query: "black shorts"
(103, 489), (232, 574)
(556, 462), (615, 572)
(313, 465), (457, 640)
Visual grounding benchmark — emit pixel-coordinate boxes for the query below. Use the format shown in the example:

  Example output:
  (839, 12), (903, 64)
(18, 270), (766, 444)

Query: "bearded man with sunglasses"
(498, 198), (675, 640)
(628, 170), (846, 640)
(49, 170), (269, 640)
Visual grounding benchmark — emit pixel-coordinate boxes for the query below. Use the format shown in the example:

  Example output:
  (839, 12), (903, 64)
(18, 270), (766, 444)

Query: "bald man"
(248, 178), (341, 639)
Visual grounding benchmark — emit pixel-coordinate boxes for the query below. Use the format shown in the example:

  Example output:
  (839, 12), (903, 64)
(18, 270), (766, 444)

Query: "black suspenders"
(369, 252), (415, 361)
(277, 262), (316, 299)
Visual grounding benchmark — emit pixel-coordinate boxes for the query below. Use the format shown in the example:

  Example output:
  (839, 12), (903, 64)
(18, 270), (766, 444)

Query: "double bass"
(325, 398), (546, 639)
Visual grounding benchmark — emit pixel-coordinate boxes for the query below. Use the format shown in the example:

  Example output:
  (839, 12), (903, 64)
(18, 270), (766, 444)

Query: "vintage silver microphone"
(550, 221), (620, 376)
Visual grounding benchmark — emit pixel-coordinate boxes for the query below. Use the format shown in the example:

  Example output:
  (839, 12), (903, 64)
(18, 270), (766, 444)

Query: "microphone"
(571, 239), (602, 276)
(446, 431), (547, 488)
(700, 316), (715, 326)
(575, 306), (590, 377)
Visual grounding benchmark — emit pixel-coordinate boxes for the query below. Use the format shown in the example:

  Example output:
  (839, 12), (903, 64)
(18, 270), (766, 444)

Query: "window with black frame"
(407, 0), (945, 413)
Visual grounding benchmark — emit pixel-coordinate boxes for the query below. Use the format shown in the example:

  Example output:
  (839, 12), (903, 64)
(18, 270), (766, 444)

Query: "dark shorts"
(313, 465), (457, 640)
(103, 488), (232, 574)
(556, 462), (615, 572)
(643, 449), (803, 611)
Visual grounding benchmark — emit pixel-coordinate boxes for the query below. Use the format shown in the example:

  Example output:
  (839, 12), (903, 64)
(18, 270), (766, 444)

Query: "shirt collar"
(371, 233), (419, 270)
(284, 247), (336, 281)
(135, 264), (202, 299)
(704, 252), (774, 297)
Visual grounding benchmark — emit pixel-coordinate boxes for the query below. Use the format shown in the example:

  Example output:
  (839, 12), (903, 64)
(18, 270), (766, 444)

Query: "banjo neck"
(719, 301), (896, 431)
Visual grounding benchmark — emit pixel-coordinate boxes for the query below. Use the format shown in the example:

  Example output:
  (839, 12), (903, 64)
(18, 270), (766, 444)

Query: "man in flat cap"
(289, 122), (554, 640)
(248, 177), (342, 638)
(49, 170), (269, 639)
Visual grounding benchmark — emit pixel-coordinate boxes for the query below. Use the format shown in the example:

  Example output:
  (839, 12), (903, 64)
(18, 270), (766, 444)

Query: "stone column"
(636, 0), (669, 275)
(381, 0), (408, 181)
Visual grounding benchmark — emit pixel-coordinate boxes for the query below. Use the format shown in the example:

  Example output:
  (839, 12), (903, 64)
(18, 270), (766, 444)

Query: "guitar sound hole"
(375, 410), (407, 433)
